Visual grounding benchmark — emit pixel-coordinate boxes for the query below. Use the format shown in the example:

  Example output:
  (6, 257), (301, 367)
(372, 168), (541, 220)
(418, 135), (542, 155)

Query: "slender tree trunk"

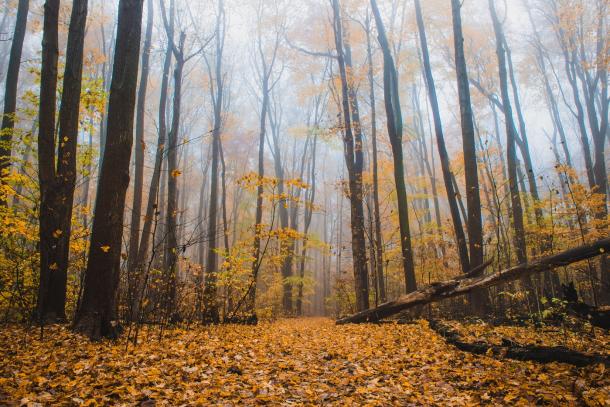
(127, 0), (153, 279)
(488, 0), (532, 294)
(333, 0), (370, 310)
(35, 0), (60, 323)
(415, 0), (469, 274)
(203, 0), (225, 323)
(370, 0), (417, 293)
(164, 38), (185, 315)
(297, 136), (317, 316)
(135, 5), (172, 273)
(0, 0), (29, 205)
(73, 0), (145, 340)
(364, 16), (386, 302)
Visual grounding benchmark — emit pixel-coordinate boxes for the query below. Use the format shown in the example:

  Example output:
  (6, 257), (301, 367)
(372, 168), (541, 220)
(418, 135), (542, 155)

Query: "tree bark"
(370, 0), (417, 294)
(127, 0), (153, 282)
(415, 0), (470, 274)
(364, 16), (386, 302)
(337, 238), (610, 324)
(35, 0), (60, 323)
(203, 0), (226, 323)
(73, 0), (145, 340)
(488, 1), (529, 283)
(450, 0), (489, 313)
(333, 0), (370, 311)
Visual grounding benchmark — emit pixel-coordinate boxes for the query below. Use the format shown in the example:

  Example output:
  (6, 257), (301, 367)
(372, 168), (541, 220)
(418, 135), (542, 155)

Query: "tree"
(35, 0), (60, 322)
(370, 0), (417, 293)
(332, 0), (370, 310)
(488, 0), (533, 297)
(247, 0), (282, 317)
(414, 0), (469, 275)
(0, 0), (29, 206)
(364, 13), (386, 302)
(36, 0), (89, 323)
(127, 0), (154, 285)
(203, 0), (227, 323)
(73, 0), (145, 339)
(449, 0), (488, 311)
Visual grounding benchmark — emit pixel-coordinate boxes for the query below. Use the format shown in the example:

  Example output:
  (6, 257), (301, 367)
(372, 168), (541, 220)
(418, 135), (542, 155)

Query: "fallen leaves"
(0, 319), (608, 405)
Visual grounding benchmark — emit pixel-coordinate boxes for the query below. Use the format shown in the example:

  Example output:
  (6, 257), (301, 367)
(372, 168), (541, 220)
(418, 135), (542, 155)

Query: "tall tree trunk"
(203, 0), (225, 323)
(46, 0), (89, 321)
(73, 0), (145, 340)
(370, 0), (417, 294)
(268, 104), (293, 314)
(296, 135), (317, 316)
(164, 36), (184, 316)
(364, 16), (386, 302)
(0, 0), (29, 205)
(333, 0), (370, 311)
(415, 0), (469, 275)
(127, 0), (153, 280)
(135, 2), (173, 274)
(35, 0), (60, 323)
(488, 0), (532, 293)
(450, 0), (489, 313)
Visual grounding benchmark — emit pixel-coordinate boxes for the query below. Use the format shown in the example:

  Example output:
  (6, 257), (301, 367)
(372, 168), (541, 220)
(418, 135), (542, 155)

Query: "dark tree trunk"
(135, 1), (173, 275)
(73, 0), (145, 340)
(268, 105), (293, 314)
(488, 0), (533, 294)
(364, 16), (386, 302)
(333, 0), (370, 311)
(0, 0), (29, 205)
(296, 135), (317, 316)
(164, 36), (185, 315)
(203, 0), (225, 323)
(338, 238), (610, 324)
(370, 0), (417, 294)
(127, 0), (153, 281)
(36, 0), (61, 323)
(415, 0), (469, 274)
(450, 0), (489, 313)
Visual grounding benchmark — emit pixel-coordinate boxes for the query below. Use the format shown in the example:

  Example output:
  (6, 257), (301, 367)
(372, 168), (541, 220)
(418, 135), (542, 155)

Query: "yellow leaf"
(100, 245), (110, 253)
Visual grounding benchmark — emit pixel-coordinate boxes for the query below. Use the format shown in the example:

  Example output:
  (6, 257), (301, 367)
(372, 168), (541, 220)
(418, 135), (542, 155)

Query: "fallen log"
(337, 238), (610, 324)
(562, 282), (610, 330)
(428, 320), (609, 367)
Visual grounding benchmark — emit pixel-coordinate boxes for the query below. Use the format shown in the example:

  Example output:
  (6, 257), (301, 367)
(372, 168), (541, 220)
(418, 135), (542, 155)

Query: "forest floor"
(1, 318), (608, 406)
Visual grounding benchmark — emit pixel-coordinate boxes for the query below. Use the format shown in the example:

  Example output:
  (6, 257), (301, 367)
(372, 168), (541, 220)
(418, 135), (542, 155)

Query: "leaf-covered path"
(1, 318), (608, 405)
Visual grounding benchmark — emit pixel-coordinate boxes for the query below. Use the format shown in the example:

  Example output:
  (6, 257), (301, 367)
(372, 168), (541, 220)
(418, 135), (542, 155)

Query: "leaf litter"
(0, 318), (608, 405)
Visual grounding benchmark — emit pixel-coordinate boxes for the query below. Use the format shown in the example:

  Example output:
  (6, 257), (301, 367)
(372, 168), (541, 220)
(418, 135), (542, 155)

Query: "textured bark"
(35, 0), (60, 323)
(337, 238), (610, 324)
(370, 0), (417, 293)
(268, 104), (293, 314)
(488, 1), (528, 268)
(364, 17), (386, 302)
(164, 34), (185, 314)
(429, 320), (609, 367)
(333, 0), (370, 311)
(0, 0), (29, 205)
(415, 0), (469, 274)
(296, 135), (317, 316)
(203, 0), (226, 323)
(135, 1), (173, 273)
(127, 0), (153, 280)
(73, 0), (145, 340)
(450, 0), (489, 313)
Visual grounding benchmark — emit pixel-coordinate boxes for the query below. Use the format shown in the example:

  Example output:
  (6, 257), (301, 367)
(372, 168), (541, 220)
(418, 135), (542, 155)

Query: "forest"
(0, 0), (608, 404)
